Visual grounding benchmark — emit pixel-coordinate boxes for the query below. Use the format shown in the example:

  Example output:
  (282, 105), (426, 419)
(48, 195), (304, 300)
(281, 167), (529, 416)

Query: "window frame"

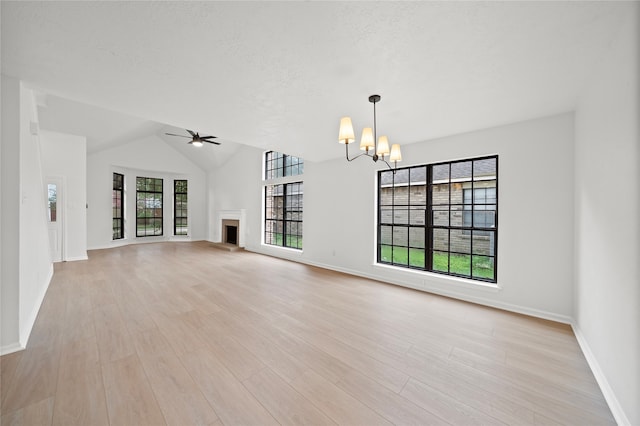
(112, 172), (124, 240)
(263, 150), (304, 250)
(264, 182), (303, 250)
(174, 179), (188, 236)
(377, 155), (498, 283)
(136, 176), (164, 237)
(265, 150), (304, 179)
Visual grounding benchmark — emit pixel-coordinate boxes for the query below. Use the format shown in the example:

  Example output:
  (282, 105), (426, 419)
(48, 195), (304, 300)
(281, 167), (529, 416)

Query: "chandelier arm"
(380, 158), (398, 173)
(345, 142), (372, 162)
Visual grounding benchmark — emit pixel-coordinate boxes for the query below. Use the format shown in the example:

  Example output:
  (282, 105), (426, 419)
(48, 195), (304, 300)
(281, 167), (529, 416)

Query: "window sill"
(372, 262), (501, 293)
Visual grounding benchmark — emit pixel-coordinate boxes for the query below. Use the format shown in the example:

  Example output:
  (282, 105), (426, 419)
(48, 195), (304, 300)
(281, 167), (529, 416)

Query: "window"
(263, 151), (304, 250)
(174, 180), (188, 236)
(378, 156), (497, 282)
(48, 183), (58, 223)
(112, 173), (124, 239)
(265, 182), (303, 249)
(136, 177), (163, 237)
(265, 151), (304, 179)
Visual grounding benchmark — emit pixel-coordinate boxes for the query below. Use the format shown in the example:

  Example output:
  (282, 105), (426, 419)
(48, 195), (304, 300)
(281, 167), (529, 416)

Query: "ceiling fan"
(165, 129), (220, 147)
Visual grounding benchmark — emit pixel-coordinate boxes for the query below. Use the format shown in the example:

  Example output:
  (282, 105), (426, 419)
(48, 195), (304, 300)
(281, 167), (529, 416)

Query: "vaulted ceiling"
(1, 1), (630, 166)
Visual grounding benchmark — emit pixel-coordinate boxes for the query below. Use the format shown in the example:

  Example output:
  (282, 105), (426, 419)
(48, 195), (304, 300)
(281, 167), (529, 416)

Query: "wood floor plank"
(181, 348), (278, 426)
(1, 396), (54, 426)
(401, 377), (507, 426)
(290, 369), (393, 426)
(137, 351), (219, 426)
(101, 354), (166, 426)
(243, 367), (337, 425)
(1, 346), (60, 415)
(0, 242), (616, 425)
(52, 366), (109, 426)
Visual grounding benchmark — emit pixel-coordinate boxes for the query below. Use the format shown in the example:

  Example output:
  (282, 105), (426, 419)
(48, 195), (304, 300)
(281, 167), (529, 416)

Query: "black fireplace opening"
(225, 225), (238, 245)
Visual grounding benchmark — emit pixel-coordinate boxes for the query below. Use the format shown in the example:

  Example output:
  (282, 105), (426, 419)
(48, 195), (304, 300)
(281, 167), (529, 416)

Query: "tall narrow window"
(265, 182), (303, 249)
(112, 173), (124, 240)
(264, 151), (304, 250)
(136, 177), (163, 237)
(378, 156), (497, 283)
(174, 179), (188, 236)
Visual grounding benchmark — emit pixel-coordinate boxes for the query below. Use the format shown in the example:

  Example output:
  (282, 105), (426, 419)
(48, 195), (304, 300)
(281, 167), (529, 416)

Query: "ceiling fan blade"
(201, 135), (217, 139)
(204, 140), (221, 145)
(186, 129), (197, 137)
(165, 133), (191, 138)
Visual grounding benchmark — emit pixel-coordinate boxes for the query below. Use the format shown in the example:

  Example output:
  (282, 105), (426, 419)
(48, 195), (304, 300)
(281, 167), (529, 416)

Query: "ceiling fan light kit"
(338, 94), (402, 171)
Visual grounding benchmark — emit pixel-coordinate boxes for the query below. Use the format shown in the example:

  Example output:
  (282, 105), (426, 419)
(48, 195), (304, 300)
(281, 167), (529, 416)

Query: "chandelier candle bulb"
(376, 136), (390, 157)
(360, 127), (375, 151)
(389, 144), (402, 162)
(338, 117), (355, 144)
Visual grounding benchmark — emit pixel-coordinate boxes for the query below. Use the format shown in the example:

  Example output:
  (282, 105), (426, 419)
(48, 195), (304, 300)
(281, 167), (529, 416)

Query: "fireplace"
(225, 225), (237, 245)
(215, 209), (246, 248)
(221, 219), (240, 246)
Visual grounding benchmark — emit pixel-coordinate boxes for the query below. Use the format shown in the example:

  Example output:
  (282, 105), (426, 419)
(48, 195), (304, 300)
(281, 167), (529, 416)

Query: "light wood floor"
(1, 241), (614, 425)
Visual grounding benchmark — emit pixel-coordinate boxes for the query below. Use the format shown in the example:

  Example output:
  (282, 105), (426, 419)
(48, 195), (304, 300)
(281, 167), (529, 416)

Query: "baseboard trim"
(245, 252), (573, 325)
(305, 259), (573, 324)
(572, 323), (631, 426)
(0, 342), (25, 356)
(65, 254), (88, 262)
(18, 263), (54, 348)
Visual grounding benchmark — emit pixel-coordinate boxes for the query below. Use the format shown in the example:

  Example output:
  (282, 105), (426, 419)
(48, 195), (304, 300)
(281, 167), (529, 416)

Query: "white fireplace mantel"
(215, 209), (246, 247)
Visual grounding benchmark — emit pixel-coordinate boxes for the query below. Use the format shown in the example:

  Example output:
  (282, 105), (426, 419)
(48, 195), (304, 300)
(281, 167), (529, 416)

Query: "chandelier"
(338, 94), (402, 170)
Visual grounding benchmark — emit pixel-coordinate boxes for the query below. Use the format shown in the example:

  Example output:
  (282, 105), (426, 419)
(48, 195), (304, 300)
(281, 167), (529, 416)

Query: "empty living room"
(1, 2), (638, 425)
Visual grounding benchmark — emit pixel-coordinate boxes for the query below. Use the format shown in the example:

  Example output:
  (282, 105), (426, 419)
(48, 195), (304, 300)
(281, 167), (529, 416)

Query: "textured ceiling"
(1, 1), (631, 164)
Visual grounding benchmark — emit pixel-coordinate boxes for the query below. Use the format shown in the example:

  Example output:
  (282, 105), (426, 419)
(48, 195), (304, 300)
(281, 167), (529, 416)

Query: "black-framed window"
(378, 156), (497, 283)
(265, 182), (303, 250)
(265, 151), (304, 179)
(136, 177), (163, 237)
(112, 173), (124, 240)
(174, 180), (188, 236)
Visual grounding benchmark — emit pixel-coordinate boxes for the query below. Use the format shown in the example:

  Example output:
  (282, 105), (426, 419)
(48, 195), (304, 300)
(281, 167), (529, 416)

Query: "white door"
(46, 177), (63, 262)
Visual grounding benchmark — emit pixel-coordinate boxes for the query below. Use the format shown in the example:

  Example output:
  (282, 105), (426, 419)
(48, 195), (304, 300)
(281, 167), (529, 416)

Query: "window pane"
(380, 245), (392, 263)
(432, 206), (449, 226)
(409, 207), (425, 226)
(472, 256), (495, 280)
(451, 161), (472, 180)
(431, 183), (450, 205)
(450, 229), (470, 254)
(409, 248), (425, 268)
(409, 228), (425, 248)
(392, 226), (408, 246)
(380, 226), (392, 245)
(392, 246), (408, 265)
(432, 164), (449, 182)
(432, 251), (449, 273)
(393, 208), (409, 225)
(433, 228), (449, 252)
(48, 184), (57, 222)
(450, 254), (471, 276)
(473, 158), (497, 180)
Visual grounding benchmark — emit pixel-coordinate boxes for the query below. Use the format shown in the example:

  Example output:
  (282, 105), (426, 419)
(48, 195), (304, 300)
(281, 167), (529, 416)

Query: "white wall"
(574, 7), (639, 425)
(1, 75), (22, 352)
(40, 130), (88, 261)
(1, 75), (54, 354)
(87, 135), (207, 249)
(209, 144), (264, 244)
(216, 113), (576, 322)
